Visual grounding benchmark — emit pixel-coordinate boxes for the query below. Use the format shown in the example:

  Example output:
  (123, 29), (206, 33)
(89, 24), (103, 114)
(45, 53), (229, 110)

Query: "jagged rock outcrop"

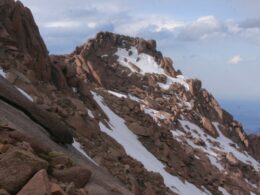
(248, 134), (260, 161)
(0, 1), (259, 195)
(0, 0), (51, 81)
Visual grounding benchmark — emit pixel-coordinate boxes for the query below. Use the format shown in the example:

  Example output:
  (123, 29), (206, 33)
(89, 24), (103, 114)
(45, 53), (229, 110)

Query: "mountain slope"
(0, 1), (259, 195)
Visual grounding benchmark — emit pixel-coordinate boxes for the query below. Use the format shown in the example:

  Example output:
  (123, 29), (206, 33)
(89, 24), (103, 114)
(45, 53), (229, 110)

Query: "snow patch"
(0, 69), (6, 78)
(142, 106), (166, 120)
(218, 187), (230, 195)
(128, 94), (141, 102)
(72, 87), (77, 93)
(176, 119), (260, 172)
(15, 87), (33, 102)
(115, 46), (189, 90)
(178, 119), (224, 171)
(158, 75), (189, 91)
(107, 90), (127, 98)
(92, 91), (208, 195)
(86, 109), (95, 118)
(202, 186), (213, 195)
(72, 138), (98, 166)
(213, 122), (260, 171)
(101, 54), (108, 58)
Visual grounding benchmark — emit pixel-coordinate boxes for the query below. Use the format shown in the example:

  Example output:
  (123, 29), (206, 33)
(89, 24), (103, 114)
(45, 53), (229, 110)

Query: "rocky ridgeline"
(0, 0), (259, 195)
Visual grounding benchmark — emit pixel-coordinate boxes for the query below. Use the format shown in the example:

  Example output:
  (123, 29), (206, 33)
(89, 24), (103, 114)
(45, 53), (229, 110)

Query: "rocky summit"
(0, 0), (259, 195)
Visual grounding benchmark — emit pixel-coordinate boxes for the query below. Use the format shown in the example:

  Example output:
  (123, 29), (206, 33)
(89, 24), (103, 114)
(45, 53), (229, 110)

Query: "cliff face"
(0, 0), (50, 81)
(0, 1), (259, 195)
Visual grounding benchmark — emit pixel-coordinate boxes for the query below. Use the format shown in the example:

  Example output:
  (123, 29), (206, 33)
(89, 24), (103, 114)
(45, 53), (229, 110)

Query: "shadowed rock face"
(0, 76), (73, 144)
(0, 0), (50, 81)
(0, 1), (259, 195)
(248, 135), (260, 161)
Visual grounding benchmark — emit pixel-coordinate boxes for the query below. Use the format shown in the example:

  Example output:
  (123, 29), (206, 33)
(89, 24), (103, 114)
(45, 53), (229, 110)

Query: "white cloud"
(227, 55), (242, 64)
(44, 21), (82, 28)
(113, 16), (185, 36)
(154, 20), (185, 32)
(177, 15), (226, 41)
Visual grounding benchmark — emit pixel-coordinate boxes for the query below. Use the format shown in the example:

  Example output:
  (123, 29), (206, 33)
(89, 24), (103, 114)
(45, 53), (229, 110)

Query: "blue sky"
(20, 0), (260, 101)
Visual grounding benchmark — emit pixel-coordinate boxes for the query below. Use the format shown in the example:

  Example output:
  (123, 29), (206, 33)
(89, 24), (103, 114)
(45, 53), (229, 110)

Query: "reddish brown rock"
(0, 144), (9, 154)
(17, 169), (51, 195)
(0, 149), (48, 193)
(146, 39), (157, 50)
(50, 155), (72, 169)
(201, 117), (218, 137)
(75, 189), (88, 195)
(248, 134), (260, 161)
(0, 0), (51, 81)
(5, 71), (18, 83)
(0, 189), (10, 195)
(234, 126), (249, 147)
(85, 183), (105, 194)
(160, 57), (177, 77)
(52, 166), (92, 188)
(220, 109), (233, 124)
(65, 182), (75, 195)
(51, 64), (68, 90)
(226, 153), (239, 166)
(187, 79), (202, 95)
(143, 187), (156, 195)
(128, 122), (153, 137)
(51, 183), (67, 195)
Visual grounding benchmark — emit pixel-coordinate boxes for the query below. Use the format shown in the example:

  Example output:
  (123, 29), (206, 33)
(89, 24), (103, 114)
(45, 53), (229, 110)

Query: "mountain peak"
(0, 1), (259, 194)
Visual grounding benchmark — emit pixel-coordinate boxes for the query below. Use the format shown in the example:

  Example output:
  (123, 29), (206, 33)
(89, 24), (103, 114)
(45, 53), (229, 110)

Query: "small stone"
(51, 182), (67, 195)
(0, 144), (9, 154)
(193, 138), (205, 146)
(75, 189), (88, 195)
(5, 72), (17, 84)
(0, 189), (10, 195)
(226, 153), (239, 166)
(65, 182), (75, 195)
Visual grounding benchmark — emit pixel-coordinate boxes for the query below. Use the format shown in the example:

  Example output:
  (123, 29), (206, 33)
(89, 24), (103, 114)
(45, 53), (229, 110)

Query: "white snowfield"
(92, 91), (209, 195)
(72, 138), (99, 166)
(115, 46), (189, 90)
(15, 87), (34, 102)
(172, 119), (260, 172)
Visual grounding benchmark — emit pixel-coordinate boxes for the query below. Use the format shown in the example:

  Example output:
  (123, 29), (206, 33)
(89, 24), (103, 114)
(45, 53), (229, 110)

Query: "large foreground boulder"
(17, 169), (51, 195)
(0, 149), (48, 193)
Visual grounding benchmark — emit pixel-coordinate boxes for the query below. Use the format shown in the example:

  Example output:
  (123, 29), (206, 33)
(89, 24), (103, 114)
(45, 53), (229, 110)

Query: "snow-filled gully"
(92, 91), (209, 195)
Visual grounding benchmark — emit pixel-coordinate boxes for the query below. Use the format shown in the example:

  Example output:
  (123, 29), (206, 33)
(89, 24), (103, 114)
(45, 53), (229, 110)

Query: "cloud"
(19, 0), (260, 54)
(177, 16), (226, 41)
(227, 55), (242, 64)
(240, 18), (260, 28)
(44, 21), (82, 28)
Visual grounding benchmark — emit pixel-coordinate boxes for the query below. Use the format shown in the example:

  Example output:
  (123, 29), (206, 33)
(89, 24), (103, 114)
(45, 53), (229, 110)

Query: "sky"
(19, 0), (260, 101)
